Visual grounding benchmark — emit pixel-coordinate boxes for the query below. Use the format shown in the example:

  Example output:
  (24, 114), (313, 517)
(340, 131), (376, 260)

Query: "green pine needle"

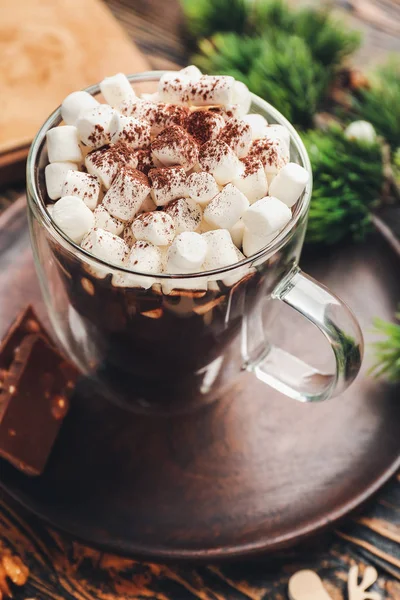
(371, 309), (400, 382)
(192, 34), (264, 84)
(352, 59), (400, 150)
(248, 33), (330, 128)
(180, 0), (252, 40)
(302, 126), (384, 244)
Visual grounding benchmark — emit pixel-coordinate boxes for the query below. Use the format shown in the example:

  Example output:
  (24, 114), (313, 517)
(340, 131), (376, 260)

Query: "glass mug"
(27, 72), (363, 414)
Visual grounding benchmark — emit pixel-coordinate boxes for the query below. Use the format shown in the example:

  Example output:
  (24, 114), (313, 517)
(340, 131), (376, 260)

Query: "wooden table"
(0, 1), (399, 598)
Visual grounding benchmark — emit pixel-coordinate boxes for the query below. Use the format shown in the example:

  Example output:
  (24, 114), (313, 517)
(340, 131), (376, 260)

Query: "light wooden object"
(0, 0), (149, 164)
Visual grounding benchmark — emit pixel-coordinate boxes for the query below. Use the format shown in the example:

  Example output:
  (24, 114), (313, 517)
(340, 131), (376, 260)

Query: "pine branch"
(352, 59), (400, 150)
(302, 126), (384, 244)
(180, 0), (252, 40)
(371, 309), (400, 382)
(247, 33), (330, 128)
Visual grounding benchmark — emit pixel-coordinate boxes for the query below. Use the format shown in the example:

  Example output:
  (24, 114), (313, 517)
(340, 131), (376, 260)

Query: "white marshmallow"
(119, 99), (166, 136)
(202, 229), (238, 275)
(113, 241), (162, 289)
(247, 138), (289, 175)
(164, 197), (202, 234)
(186, 110), (225, 144)
(264, 124), (291, 149)
(81, 227), (128, 266)
(243, 114), (268, 140)
(204, 183), (249, 230)
(166, 232), (207, 273)
(93, 205), (124, 235)
(229, 219), (245, 248)
(109, 113), (151, 149)
(231, 81), (251, 117)
(268, 162), (309, 208)
(345, 120), (376, 143)
(52, 196), (94, 244)
(138, 194), (157, 213)
(76, 104), (116, 149)
(85, 142), (136, 189)
(151, 125), (199, 171)
(46, 126), (83, 164)
(187, 75), (235, 107)
(232, 158), (268, 204)
(222, 246), (253, 287)
(242, 228), (276, 257)
(61, 91), (99, 126)
(158, 72), (189, 104)
(45, 161), (78, 200)
(179, 65), (202, 80)
(130, 212), (176, 246)
(61, 170), (101, 210)
(209, 105), (242, 122)
(103, 166), (150, 221)
(242, 196), (292, 236)
(46, 204), (54, 216)
(140, 92), (159, 102)
(219, 118), (252, 158)
(149, 166), (188, 207)
(198, 140), (242, 185)
(186, 172), (219, 206)
(100, 73), (136, 107)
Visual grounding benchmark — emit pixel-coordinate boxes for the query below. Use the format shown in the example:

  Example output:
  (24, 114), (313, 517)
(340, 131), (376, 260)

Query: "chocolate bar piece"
(0, 309), (79, 476)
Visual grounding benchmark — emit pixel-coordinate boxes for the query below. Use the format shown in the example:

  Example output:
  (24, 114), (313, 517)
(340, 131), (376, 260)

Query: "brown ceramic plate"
(0, 198), (399, 562)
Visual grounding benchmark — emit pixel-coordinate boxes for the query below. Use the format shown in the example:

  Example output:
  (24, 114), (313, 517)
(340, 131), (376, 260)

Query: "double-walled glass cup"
(27, 72), (363, 414)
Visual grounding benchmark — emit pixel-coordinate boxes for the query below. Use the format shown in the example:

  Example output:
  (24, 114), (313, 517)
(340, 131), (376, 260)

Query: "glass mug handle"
(244, 266), (364, 402)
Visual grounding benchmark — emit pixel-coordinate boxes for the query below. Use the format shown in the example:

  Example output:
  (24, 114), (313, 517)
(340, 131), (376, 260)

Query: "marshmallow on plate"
(232, 157), (268, 204)
(186, 171), (219, 206)
(109, 113), (151, 149)
(242, 196), (291, 236)
(187, 75), (235, 107)
(269, 162), (309, 208)
(166, 232), (207, 273)
(103, 166), (151, 221)
(202, 229), (237, 270)
(76, 104), (116, 149)
(231, 81), (251, 117)
(265, 124), (290, 149)
(61, 170), (101, 210)
(242, 228), (277, 257)
(219, 118), (252, 158)
(186, 110), (225, 145)
(149, 166), (188, 206)
(100, 73), (136, 107)
(247, 138), (289, 176)
(61, 91), (99, 126)
(151, 125), (199, 171)
(52, 196), (94, 243)
(93, 205), (124, 235)
(81, 227), (128, 267)
(130, 211), (176, 246)
(158, 72), (189, 104)
(85, 142), (136, 189)
(45, 161), (78, 200)
(229, 219), (245, 248)
(243, 114), (268, 140)
(198, 140), (242, 185)
(164, 197), (202, 234)
(46, 126), (82, 164)
(113, 241), (162, 289)
(204, 183), (249, 230)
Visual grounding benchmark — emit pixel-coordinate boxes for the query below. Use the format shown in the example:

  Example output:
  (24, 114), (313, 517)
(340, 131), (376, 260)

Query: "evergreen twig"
(352, 59), (400, 150)
(302, 126), (384, 244)
(371, 309), (400, 382)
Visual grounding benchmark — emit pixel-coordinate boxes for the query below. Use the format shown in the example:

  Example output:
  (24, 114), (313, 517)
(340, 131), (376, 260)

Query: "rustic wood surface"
(0, 0), (399, 598)
(0, 194), (399, 598)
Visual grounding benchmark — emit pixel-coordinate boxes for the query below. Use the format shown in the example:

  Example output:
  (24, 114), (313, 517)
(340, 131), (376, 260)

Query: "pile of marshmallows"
(45, 66), (309, 292)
